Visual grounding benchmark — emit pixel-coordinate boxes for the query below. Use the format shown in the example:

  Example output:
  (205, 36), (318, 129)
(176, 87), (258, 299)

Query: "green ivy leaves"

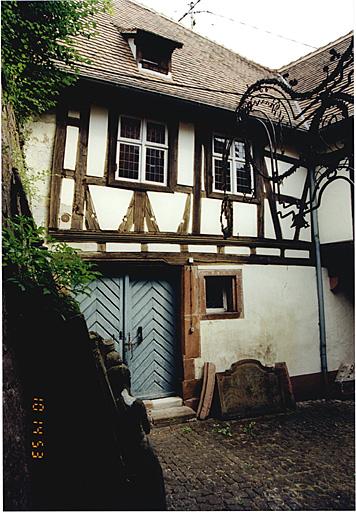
(2, 0), (112, 124)
(3, 215), (100, 313)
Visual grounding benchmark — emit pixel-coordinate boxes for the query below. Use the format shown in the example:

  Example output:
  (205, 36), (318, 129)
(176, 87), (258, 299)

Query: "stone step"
(144, 396), (183, 410)
(150, 405), (196, 427)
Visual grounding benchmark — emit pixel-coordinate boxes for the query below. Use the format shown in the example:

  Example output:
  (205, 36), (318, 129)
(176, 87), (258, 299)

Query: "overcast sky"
(135, 0), (354, 68)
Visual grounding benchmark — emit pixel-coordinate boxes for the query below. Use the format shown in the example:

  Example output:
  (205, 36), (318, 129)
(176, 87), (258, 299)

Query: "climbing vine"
(3, 216), (100, 313)
(2, 0), (112, 124)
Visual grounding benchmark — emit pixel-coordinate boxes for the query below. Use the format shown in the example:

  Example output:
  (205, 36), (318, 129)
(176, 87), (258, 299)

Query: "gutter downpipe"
(309, 167), (329, 395)
(277, 73), (328, 395)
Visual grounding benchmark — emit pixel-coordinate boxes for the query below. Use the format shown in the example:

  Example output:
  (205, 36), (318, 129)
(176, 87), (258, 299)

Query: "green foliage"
(182, 426), (193, 434)
(3, 215), (100, 313)
(242, 421), (256, 435)
(212, 423), (232, 437)
(2, 0), (112, 123)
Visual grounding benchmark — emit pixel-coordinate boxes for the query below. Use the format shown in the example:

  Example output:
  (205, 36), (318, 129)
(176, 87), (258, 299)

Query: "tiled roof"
(278, 32), (353, 93)
(73, 0), (274, 111)
(278, 33), (354, 122)
(72, 0), (353, 121)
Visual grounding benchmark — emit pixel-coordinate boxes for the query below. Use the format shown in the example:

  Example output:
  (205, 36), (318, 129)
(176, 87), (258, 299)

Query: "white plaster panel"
(59, 178), (74, 230)
(68, 242), (97, 252)
(201, 198), (221, 235)
(225, 246), (250, 255)
(256, 247), (280, 256)
(264, 198), (275, 239)
(87, 105), (108, 177)
(277, 203), (298, 240)
(298, 216), (312, 242)
(322, 268), (355, 371)
(317, 177), (353, 244)
(177, 122), (194, 187)
(198, 265), (321, 378)
(233, 203), (257, 237)
(188, 245), (217, 253)
(89, 186), (133, 230)
(147, 192), (187, 232)
(23, 114), (56, 226)
(147, 244), (181, 252)
(279, 164), (307, 198)
(106, 243), (141, 252)
(285, 250), (310, 259)
(63, 126), (79, 170)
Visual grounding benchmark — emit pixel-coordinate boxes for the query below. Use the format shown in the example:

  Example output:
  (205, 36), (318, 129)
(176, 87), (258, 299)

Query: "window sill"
(208, 191), (260, 204)
(108, 177), (173, 193)
(201, 312), (242, 321)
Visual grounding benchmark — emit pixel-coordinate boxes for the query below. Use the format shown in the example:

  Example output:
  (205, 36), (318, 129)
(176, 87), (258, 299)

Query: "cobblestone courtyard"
(150, 400), (355, 511)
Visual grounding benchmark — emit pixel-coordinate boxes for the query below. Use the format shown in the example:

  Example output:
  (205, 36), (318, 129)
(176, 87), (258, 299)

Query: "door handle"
(137, 326), (143, 344)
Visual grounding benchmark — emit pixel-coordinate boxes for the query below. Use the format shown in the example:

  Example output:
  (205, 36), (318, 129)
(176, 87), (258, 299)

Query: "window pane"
(145, 148), (165, 182)
(120, 117), (141, 140)
(234, 140), (246, 160)
(235, 163), (252, 194)
(213, 136), (225, 155)
(214, 159), (231, 192)
(118, 143), (140, 180)
(146, 122), (166, 144)
(205, 276), (234, 311)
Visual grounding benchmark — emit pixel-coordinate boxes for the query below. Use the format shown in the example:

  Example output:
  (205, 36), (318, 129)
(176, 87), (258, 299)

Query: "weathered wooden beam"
(49, 106), (67, 229)
(258, 148), (282, 240)
(51, 228), (312, 250)
(71, 105), (90, 229)
(145, 193), (160, 233)
(192, 126), (203, 234)
(177, 193), (191, 234)
(84, 185), (100, 230)
(77, 251), (313, 267)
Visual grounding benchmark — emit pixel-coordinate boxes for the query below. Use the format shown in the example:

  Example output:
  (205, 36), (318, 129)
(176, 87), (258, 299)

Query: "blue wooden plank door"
(79, 276), (124, 355)
(126, 273), (179, 399)
(79, 272), (180, 399)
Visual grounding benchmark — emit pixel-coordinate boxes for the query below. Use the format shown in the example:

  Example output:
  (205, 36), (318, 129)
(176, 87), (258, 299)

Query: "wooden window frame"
(205, 133), (259, 204)
(108, 112), (178, 193)
(199, 269), (244, 320)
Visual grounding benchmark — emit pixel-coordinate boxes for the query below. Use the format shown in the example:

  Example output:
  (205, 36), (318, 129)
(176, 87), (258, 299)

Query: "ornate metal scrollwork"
(221, 37), (354, 235)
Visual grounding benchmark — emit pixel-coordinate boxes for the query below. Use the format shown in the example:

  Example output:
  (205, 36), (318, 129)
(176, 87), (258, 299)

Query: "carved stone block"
(215, 359), (295, 419)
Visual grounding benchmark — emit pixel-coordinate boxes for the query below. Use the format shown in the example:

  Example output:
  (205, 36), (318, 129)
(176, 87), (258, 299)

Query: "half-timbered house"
(23, 0), (354, 408)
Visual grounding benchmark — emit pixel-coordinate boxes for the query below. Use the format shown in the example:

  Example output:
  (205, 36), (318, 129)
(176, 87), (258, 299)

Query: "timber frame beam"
(49, 229), (312, 250)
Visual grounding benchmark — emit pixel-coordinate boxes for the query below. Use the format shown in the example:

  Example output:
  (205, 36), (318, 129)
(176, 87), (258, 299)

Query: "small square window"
(205, 276), (234, 313)
(200, 270), (243, 320)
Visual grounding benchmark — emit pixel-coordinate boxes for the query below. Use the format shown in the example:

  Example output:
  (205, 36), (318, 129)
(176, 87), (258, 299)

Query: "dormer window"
(122, 29), (183, 77)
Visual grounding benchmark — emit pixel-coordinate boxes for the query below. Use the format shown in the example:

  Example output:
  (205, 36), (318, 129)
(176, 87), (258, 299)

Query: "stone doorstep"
(144, 396), (183, 411)
(149, 405), (196, 427)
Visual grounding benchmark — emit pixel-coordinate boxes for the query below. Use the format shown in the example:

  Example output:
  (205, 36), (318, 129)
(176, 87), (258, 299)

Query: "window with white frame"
(116, 116), (168, 185)
(212, 135), (253, 195)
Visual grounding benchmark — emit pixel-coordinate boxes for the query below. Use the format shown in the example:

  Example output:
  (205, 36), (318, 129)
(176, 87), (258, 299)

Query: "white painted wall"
(63, 126), (79, 170)
(59, 178), (74, 230)
(201, 197), (221, 235)
(177, 122), (194, 187)
(87, 105), (108, 177)
(323, 267), (355, 368)
(317, 174), (353, 244)
(233, 203), (257, 237)
(148, 191), (190, 232)
(23, 113), (56, 227)
(89, 185), (133, 230)
(196, 264), (354, 379)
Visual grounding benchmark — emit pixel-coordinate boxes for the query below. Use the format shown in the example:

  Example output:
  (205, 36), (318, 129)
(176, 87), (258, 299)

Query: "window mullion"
(141, 119), (146, 182)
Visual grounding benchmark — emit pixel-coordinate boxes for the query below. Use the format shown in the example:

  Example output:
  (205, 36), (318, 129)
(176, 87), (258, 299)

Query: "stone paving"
(150, 400), (355, 511)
